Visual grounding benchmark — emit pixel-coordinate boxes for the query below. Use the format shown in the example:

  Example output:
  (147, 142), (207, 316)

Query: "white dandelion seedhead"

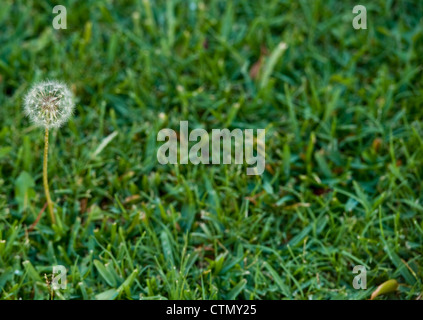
(23, 80), (75, 129)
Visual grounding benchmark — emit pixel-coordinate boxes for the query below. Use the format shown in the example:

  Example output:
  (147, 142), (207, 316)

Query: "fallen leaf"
(249, 45), (268, 79)
(372, 138), (382, 153)
(370, 279), (398, 300)
(80, 198), (88, 213)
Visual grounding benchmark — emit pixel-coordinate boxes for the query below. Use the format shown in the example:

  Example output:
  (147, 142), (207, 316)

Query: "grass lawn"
(0, 0), (422, 300)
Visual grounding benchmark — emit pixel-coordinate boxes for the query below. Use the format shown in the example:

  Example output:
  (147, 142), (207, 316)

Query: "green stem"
(43, 127), (55, 224)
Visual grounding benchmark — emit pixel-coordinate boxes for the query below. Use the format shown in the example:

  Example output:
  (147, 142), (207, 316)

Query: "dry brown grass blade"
(29, 202), (48, 232)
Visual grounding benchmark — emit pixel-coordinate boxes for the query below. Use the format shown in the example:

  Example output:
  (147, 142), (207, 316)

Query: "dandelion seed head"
(23, 80), (75, 129)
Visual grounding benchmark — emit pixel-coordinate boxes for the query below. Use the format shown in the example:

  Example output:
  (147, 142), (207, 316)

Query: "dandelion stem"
(43, 127), (55, 224)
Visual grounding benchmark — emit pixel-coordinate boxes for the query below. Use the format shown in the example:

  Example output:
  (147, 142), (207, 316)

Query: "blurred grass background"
(0, 0), (422, 299)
